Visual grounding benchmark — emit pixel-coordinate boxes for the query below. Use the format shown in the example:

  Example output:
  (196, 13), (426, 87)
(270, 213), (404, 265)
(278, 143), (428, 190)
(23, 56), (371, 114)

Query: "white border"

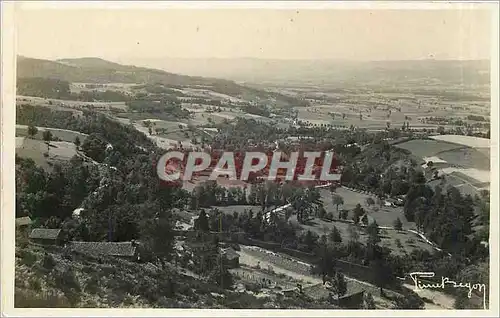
(2, 1), (499, 317)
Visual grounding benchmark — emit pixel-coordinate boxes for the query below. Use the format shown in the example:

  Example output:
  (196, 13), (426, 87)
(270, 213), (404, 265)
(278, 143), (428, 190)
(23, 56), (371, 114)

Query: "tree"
(139, 206), (175, 269)
(42, 130), (53, 153)
(352, 213), (360, 225)
(81, 134), (107, 162)
(318, 206), (326, 219)
(27, 125), (38, 139)
(367, 221), (381, 246)
(74, 136), (81, 148)
(327, 272), (347, 300)
(209, 257), (234, 289)
(302, 230), (319, 251)
(194, 210), (210, 232)
(348, 224), (359, 243)
(329, 226), (342, 243)
(341, 210), (349, 220)
(366, 197), (375, 207)
(332, 194), (344, 214)
(393, 217), (403, 231)
(353, 203), (364, 224)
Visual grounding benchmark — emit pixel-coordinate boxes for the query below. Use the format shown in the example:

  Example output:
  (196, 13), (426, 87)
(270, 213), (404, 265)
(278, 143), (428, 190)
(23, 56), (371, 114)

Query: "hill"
(123, 57), (491, 87)
(17, 57), (308, 107)
(17, 56), (231, 87)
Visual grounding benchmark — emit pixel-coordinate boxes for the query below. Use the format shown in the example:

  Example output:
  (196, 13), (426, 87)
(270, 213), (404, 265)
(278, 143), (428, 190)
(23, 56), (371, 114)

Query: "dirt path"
(238, 246), (319, 286)
(402, 284), (455, 309)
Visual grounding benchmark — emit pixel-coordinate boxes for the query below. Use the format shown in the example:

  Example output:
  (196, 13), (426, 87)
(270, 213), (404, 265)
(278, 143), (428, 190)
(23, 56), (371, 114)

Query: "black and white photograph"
(1, 1), (498, 315)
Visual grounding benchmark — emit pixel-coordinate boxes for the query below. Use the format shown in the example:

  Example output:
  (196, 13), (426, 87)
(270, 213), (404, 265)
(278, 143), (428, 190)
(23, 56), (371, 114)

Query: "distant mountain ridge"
(119, 57), (490, 86)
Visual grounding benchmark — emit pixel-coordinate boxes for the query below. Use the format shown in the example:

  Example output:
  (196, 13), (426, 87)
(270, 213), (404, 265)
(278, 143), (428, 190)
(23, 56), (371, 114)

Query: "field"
(319, 187), (408, 227)
(395, 139), (463, 160)
(16, 137), (78, 169)
(16, 125), (88, 143)
(437, 148), (490, 170)
(316, 187), (433, 254)
(430, 135), (490, 148)
(294, 100), (446, 131)
(395, 137), (490, 196)
(17, 95), (128, 111)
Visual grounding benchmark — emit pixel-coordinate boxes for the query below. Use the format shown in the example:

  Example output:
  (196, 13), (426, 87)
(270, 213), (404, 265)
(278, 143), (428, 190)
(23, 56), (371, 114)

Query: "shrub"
(395, 239), (403, 248)
(15, 289), (71, 308)
(19, 250), (37, 267)
(54, 268), (80, 293)
(42, 253), (56, 270)
(84, 274), (100, 294)
(29, 277), (42, 291)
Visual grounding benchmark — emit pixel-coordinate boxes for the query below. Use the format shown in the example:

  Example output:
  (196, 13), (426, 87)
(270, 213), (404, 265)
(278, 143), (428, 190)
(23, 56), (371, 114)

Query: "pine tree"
(393, 217), (403, 231)
(329, 226), (342, 243)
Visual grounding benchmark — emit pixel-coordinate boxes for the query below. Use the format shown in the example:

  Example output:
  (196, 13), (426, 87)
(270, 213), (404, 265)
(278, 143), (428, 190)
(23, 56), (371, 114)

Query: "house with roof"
(221, 247), (240, 268)
(16, 216), (32, 229)
(29, 228), (63, 246)
(67, 241), (140, 261)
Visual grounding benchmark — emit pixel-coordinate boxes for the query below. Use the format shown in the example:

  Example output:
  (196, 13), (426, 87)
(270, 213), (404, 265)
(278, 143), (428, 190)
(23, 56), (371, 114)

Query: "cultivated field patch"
(16, 125), (88, 143)
(395, 139), (462, 159)
(430, 135), (490, 148)
(16, 138), (77, 169)
(437, 148), (490, 170)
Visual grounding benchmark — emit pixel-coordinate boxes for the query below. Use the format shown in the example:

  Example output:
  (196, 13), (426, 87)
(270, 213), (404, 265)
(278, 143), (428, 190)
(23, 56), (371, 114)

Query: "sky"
(15, 3), (494, 61)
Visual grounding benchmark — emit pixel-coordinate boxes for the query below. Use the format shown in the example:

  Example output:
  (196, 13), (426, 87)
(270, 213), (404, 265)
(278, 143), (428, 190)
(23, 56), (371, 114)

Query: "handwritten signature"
(409, 272), (487, 309)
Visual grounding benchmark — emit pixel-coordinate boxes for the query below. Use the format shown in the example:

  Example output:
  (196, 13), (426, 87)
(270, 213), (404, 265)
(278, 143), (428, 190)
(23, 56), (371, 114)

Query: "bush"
(19, 250), (37, 266)
(29, 277), (42, 291)
(42, 253), (56, 270)
(84, 274), (100, 294)
(158, 275), (176, 298)
(54, 268), (81, 293)
(15, 289), (71, 308)
(395, 239), (403, 248)
(393, 291), (424, 309)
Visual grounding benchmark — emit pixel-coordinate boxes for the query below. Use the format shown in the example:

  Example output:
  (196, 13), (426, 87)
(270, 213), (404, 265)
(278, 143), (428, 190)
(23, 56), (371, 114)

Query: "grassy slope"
(14, 229), (339, 309)
(17, 57), (300, 107)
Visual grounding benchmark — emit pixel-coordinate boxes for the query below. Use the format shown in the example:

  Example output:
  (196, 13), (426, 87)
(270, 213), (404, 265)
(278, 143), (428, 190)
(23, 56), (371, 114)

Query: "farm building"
(221, 247), (240, 268)
(29, 228), (63, 246)
(15, 216), (32, 229)
(67, 241), (140, 261)
(184, 241), (215, 255)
